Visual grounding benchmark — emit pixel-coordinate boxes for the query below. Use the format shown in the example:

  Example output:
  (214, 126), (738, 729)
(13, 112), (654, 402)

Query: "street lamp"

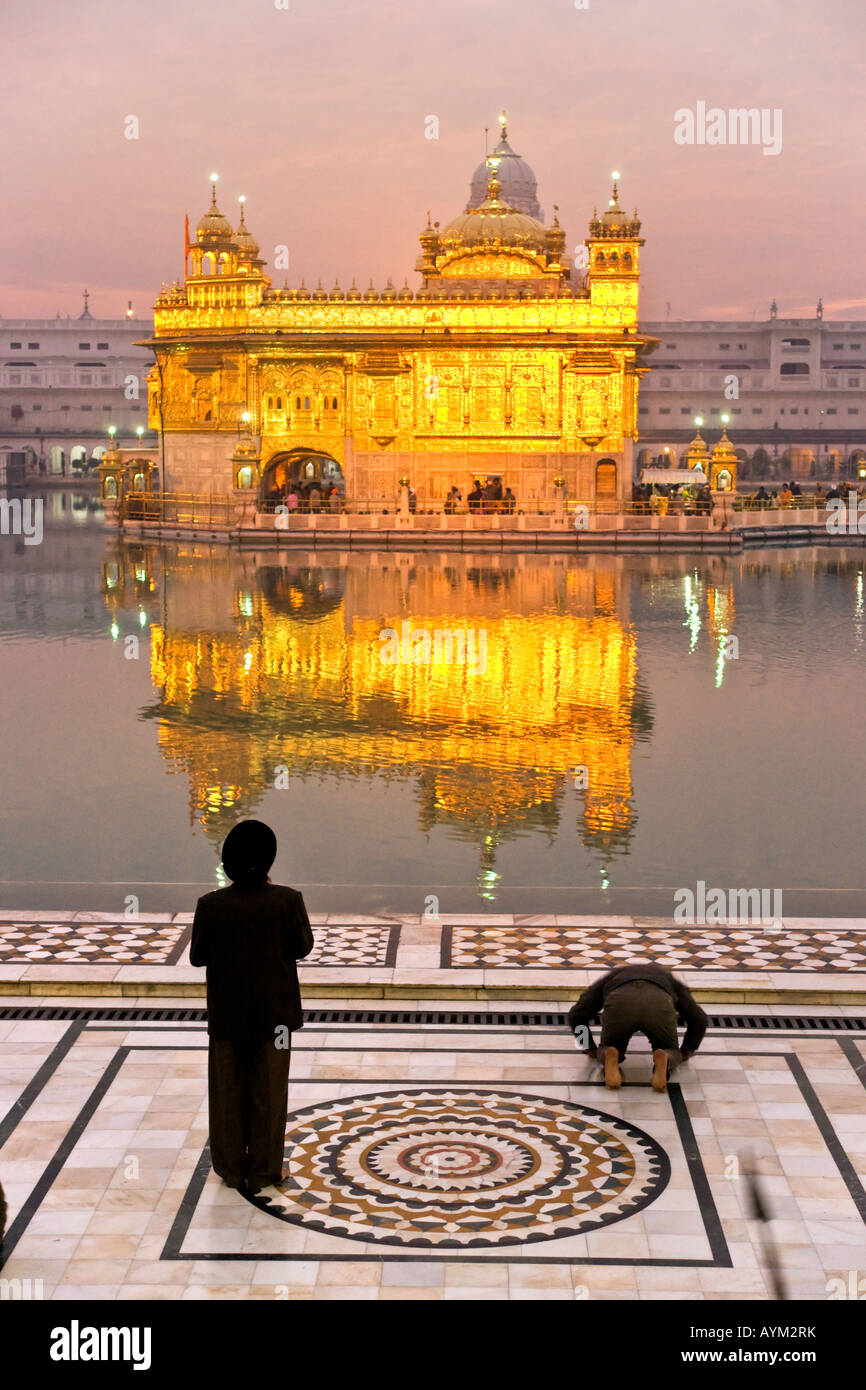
(136, 426), (144, 440)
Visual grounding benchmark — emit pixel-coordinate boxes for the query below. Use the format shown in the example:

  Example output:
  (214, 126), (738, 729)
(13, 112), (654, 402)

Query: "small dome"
(467, 123), (543, 220)
(233, 203), (259, 258)
(363, 281), (379, 301)
(197, 185), (233, 241)
(329, 282), (346, 300)
(381, 280), (397, 301)
(398, 280), (414, 301)
(312, 280), (328, 302)
(346, 281), (362, 301)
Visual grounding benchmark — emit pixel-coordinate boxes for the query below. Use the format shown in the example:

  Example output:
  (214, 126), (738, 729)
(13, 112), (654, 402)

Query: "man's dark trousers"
(601, 980), (682, 1068)
(208, 1037), (291, 1189)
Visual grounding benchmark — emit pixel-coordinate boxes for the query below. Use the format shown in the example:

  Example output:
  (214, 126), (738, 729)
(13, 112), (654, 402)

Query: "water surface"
(1, 489), (864, 917)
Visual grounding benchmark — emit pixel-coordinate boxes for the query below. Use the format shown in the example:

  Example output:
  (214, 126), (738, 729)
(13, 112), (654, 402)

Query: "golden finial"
(498, 110), (507, 138)
(210, 173), (219, 206)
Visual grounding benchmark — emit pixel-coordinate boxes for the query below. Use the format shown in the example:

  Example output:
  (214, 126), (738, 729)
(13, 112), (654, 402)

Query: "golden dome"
(589, 181), (641, 240)
(197, 184), (233, 242)
(346, 281), (362, 301)
(440, 173), (547, 252)
(363, 281), (379, 301)
(712, 426), (738, 463)
(381, 280), (397, 301)
(233, 201), (259, 258)
(329, 281), (346, 300)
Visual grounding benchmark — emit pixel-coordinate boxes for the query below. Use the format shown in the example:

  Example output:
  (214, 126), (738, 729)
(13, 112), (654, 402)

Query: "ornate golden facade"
(143, 124), (654, 505)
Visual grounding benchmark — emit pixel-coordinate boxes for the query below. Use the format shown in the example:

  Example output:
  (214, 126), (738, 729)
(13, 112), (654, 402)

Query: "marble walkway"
(1, 996), (865, 1300)
(1, 912), (866, 1002)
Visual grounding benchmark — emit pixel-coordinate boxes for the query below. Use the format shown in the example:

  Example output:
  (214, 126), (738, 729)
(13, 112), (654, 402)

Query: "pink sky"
(1, 0), (863, 322)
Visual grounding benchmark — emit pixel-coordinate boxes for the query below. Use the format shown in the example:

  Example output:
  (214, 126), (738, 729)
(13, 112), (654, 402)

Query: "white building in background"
(4, 295), (866, 487)
(637, 303), (866, 478)
(0, 295), (157, 477)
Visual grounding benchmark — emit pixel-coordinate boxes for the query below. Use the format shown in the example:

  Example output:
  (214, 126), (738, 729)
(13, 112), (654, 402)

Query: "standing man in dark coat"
(567, 962), (708, 1093)
(190, 820), (314, 1193)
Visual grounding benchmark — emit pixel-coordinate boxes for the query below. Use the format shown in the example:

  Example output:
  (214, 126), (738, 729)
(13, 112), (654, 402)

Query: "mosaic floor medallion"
(248, 1088), (669, 1248)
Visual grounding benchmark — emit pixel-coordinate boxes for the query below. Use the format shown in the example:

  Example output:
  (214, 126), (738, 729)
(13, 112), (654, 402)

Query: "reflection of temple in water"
(101, 544), (653, 887)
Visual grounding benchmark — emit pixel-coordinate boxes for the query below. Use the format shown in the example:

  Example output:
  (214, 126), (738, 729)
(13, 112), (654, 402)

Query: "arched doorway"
(595, 458), (618, 513)
(848, 449), (866, 480)
(260, 450), (346, 506)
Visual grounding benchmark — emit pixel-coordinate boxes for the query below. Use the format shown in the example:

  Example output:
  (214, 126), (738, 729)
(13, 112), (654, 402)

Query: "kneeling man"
(567, 962), (708, 1091)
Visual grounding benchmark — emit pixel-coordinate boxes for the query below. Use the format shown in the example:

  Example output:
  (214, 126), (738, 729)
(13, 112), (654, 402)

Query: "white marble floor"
(0, 1001), (864, 1300)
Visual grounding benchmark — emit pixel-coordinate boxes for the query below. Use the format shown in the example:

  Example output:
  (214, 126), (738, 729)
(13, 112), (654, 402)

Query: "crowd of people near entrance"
(455, 478), (518, 513)
(263, 480), (344, 513)
(631, 481), (714, 515)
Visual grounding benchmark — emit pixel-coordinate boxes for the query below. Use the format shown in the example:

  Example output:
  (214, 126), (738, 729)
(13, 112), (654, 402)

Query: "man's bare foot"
(651, 1049), (669, 1092)
(603, 1046), (622, 1089)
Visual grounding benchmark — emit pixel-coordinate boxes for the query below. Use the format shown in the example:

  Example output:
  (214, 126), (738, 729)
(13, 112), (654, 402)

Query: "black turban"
(220, 820), (277, 884)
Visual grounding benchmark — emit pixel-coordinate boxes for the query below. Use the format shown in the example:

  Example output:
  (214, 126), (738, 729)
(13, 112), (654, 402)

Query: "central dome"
(467, 124), (543, 220)
(442, 174), (547, 252)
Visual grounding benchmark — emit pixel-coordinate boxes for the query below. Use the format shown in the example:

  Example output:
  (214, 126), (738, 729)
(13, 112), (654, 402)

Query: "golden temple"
(139, 119), (654, 508)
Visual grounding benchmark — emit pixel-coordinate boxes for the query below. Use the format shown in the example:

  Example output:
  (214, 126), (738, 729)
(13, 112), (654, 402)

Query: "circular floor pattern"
(248, 1087), (670, 1249)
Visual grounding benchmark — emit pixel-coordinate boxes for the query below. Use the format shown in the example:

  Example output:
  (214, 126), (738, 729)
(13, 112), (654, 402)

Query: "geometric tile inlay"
(247, 1088), (669, 1248)
(303, 923), (399, 968)
(446, 925), (866, 972)
(0, 918), (399, 967)
(0, 919), (188, 964)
